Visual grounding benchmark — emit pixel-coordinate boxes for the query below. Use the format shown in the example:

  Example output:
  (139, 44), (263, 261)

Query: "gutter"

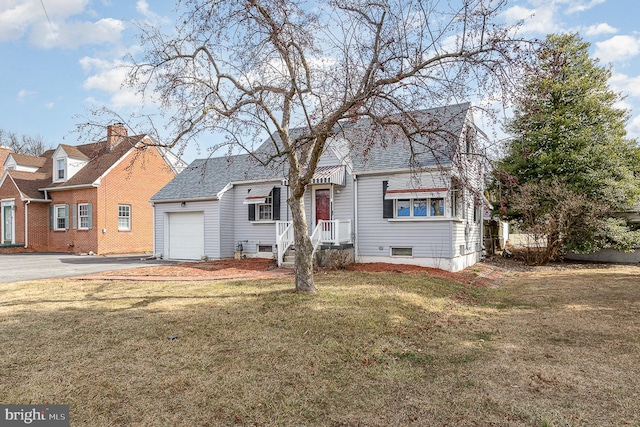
(151, 196), (219, 205)
(39, 183), (99, 192)
(352, 165), (449, 177)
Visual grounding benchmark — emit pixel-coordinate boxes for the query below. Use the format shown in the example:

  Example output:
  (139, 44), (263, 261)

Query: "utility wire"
(39, 0), (78, 87)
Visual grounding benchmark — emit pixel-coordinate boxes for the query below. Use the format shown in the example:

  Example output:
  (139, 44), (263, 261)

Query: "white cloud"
(44, 102), (55, 109)
(609, 73), (640, 138)
(0, 0), (123, 48)
(609, 73), (640, 99)
(501, 4), (559, 35)
(560, 0), (606, 15)
(80, 56), (144, 108)
(17, 89), (36, 102)
(29, 17), (124, 49)
(134, 0), (169, 25)
(136, 0), (151, 17)
(627, 114), (640, 139)
(594, 35), (640, 63)
(582, 23), (617, 36)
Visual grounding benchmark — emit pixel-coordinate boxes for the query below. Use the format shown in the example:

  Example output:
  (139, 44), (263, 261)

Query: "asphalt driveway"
(0, 253), (174, 283)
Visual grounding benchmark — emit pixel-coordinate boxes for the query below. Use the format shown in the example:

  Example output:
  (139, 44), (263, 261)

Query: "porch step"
(280, 248), (296, 268)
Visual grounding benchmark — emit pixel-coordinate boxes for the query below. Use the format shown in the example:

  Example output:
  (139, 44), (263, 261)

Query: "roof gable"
(7, 152), (47, 169)
(1, 170), (50, 200)
(44, 135), (148, 189)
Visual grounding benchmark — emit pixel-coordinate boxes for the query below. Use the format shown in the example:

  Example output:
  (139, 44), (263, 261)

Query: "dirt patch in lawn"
(86, 257), (287, 280)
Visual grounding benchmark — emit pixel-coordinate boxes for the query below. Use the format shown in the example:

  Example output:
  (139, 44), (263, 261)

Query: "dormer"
(5, 153), (46, 172)
(52, 145), (89, 183)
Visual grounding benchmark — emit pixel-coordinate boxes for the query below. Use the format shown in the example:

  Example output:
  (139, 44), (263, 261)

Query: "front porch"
(275, 219), (353, 266)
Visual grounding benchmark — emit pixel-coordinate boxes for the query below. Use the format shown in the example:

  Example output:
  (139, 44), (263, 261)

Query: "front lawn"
(1, 266), (639, 426)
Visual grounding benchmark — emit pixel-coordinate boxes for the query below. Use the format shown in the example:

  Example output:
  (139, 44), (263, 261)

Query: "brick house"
(0, 124), (184, 254)
(0, 146), (11, 176)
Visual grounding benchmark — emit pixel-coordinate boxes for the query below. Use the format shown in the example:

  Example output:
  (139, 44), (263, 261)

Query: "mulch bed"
(80, 256), (508, 286)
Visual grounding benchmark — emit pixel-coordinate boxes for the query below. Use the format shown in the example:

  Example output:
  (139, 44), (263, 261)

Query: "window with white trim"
(118, 204), (131, 231)
(451, 179), (463, 218)
(54, 205), (67, 230)
(258, 193), (273, 221)
(78, 203), (89, 230)
(395, 197), (444, 218)
(56, 159), (66, 180)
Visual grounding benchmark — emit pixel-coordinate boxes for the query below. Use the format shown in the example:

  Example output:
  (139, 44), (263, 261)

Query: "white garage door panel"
(168, 211), (205, 260)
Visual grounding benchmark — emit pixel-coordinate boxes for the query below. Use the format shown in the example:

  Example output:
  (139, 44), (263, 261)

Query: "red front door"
(315, 189), (331, 225)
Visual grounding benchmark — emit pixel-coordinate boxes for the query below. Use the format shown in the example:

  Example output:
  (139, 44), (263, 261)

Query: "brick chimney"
(106, 123), (127, 149)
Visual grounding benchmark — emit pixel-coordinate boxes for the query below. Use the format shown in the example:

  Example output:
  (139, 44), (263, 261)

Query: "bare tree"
(0, 129), (50, 156)
(124, 0), (531, 292)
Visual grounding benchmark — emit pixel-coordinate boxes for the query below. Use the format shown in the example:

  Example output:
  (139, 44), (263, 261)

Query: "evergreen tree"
(495, 33), (640, 262)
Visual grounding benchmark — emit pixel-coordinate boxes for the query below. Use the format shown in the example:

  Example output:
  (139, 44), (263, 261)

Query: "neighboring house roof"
(43, 135), (148, 190)
(5, 170), (51, 200)
(58, 144), (90, 160)
(0, 130), (183, 201)
(0, 147), (11, 174)
(152, 103), (474, 202)
(9, 152), (47, 168)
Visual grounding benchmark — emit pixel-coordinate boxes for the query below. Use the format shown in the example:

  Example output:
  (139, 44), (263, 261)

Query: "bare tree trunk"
(288, 194), (316, 293)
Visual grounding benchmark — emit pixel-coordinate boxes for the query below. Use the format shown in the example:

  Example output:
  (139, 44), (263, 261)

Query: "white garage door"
(167, 211), (205, 260)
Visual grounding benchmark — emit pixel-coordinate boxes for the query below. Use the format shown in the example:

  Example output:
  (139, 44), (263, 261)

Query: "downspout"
(24, 200), (30, 248)
(151, 201), (156, 257)
(353, 175), (358, 262)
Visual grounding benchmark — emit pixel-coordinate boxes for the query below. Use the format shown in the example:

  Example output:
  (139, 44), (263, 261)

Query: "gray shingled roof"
(151, 153), (286, 201)
(152, 103), (472, 201)
(349, 102), (470, 171)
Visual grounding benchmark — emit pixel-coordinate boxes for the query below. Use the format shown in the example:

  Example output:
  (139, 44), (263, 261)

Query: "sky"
(1, 0), (639, 164)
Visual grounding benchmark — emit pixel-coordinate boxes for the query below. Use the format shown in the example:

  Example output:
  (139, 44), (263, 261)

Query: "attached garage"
(166, 211), (205, 260)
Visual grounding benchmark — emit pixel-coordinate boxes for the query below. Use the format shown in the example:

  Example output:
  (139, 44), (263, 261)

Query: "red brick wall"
(95, 147), (176, 254)
(1, 146), (176, 254)
(25, 202), (51, 251)
(48, 188), (99, 253)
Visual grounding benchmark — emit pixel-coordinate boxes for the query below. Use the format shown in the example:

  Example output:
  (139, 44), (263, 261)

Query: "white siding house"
(151, 103), (486, 271)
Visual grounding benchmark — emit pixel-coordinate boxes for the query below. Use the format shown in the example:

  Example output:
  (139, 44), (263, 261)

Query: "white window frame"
(78, 203), (89, 230)
(54, 205), (67, 231)
(257, 193), (273, 221)
(451, 180), (463, 219)
(394, 197), (445, 218)
(118, 204), (131, 231)
(391, 247), (413, 257)
(56, 159), (66, 180)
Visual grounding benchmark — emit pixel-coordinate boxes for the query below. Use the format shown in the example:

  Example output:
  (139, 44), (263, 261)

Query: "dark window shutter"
(88, 204), (93, 229)
(49, 205), (54, 230)
(382, 180), (393, 218)
(248, 203), (255, 221)
(65, 204), (70, 229)
(72, 204), (77, 229)
(272, 187), (281, 221)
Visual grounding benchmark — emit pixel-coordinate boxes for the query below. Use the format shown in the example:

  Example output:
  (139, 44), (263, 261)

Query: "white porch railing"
(311, 219), (352, 255)
(276, 219), (353, 266)
(276, 221), (294, 266)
